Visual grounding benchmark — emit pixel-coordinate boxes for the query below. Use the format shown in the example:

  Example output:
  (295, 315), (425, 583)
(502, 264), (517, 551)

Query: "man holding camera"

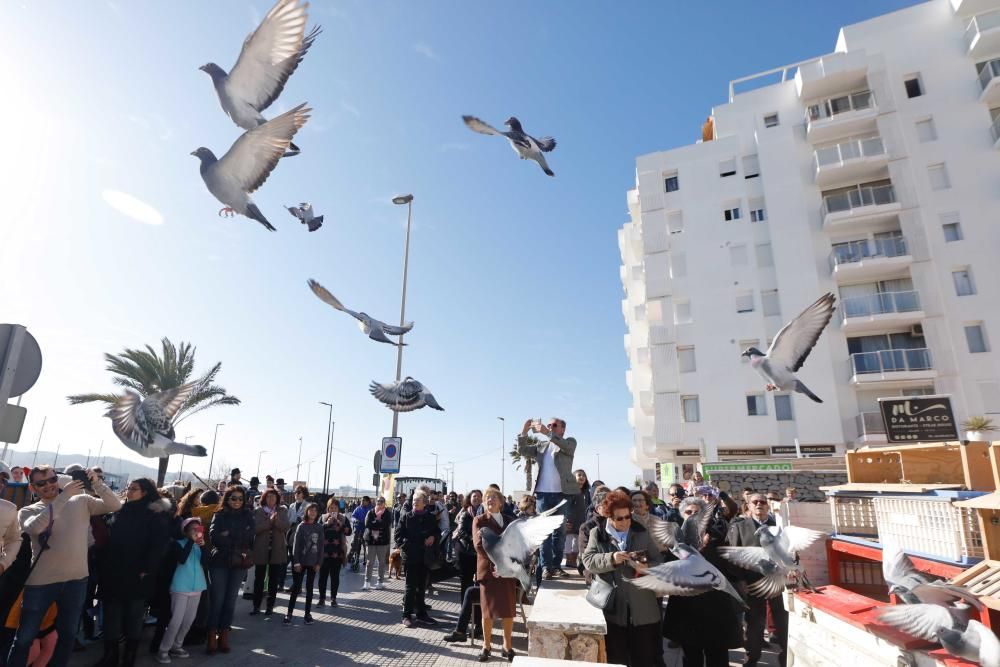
(517, 417), (578, 584)
(7, 465), (122, 667)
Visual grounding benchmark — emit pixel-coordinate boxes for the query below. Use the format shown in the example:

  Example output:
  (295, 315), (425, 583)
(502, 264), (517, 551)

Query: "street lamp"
(306, 459), (315, 487)
(179, 436), (194, 480)
(446, 461), (455, 491)
(430, 451), (438, 480)
(596, 453), (601, 479)
(355, 465), (364, 498)
(207, 424), (224, 479)
(296, 436), (303, 483)
(390, 194), (414, 440)
(497, 417), (505, 492)
(256, 450), (268, 479)
(319, 402), (333, 494)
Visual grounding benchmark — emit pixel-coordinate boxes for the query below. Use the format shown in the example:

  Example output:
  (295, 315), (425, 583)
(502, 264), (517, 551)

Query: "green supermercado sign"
(701, 462), (793, 478)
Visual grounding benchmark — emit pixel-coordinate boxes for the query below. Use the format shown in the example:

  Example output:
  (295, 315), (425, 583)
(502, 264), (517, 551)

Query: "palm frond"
(66, 392), (120, 407)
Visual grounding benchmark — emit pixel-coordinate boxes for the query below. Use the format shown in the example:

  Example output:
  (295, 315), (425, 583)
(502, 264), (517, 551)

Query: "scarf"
(490, 512), (504, 528)
(263, 505), (274, 516)
(606, 522), (629, 549)
(374, 507), (386, 519)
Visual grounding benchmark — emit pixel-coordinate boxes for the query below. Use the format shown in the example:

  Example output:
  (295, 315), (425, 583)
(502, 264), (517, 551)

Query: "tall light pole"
(390, 193), (414, 441)
(296, 436), (303, 482)
(256, 450), (268, 479)
(207, 424), (223, 479)
(446, 461), (455, 491)
(319, 402), (333, 495)
(179, 436), (193, 480)
(430, 452), (439, 480)
(306, 459), (315, 487)
(31, 416), (46, 467)
(596, 453), (601, 480)
(355, 465), (363, 498)
(497, 417), (505, 492)
(52, 443), (61, 469)
(96, 440), (104, 469)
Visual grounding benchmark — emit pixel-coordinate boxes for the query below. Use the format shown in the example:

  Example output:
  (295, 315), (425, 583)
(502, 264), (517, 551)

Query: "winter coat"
(168, 538), (208, 594)
(454, 506), (479, 556)
(568, 484), (592, 530)
(364, 508), (391, 546)
(393, 509), (438, 563)
(98, 497), (171, 601)
(320, 512), (351, 562)
(252, 505), (290, 565)
(292, 522), (323, 568)
(582, 522), (663, 628)
(207, 507), (255, 570)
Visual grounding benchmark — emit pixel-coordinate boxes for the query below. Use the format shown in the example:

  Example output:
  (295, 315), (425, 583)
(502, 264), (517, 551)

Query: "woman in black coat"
(452, 489), (482, 605)
(206, 486), (255, 655)
(393, 490), (439, 627)
(96, 478), (171, 667)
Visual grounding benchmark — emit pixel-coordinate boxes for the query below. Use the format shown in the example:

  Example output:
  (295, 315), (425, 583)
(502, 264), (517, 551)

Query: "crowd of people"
(0, 417), (805, 666)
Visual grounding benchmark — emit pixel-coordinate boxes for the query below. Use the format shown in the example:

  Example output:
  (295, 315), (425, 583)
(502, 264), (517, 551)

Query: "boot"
(205, 629), (217, 655)
(90, 640), (119, 667)
(218, 628), (231, 654)
(121, 640), (139, 667)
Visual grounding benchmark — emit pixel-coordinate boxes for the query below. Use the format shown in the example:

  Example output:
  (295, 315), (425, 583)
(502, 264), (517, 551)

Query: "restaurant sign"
(878, 395), (958, 443)
(717, 448), (769, 457)
(770, 445), (837, 455)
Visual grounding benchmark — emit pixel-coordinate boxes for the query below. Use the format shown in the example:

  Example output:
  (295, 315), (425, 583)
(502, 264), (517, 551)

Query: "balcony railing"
(841, 290), (921, 318)
(856, 411), (886, 437)
(807, 90), (875, 123)
(850, 348), (932, 376)
(815, 136), (886, 170)
(966, 10), (1000, 51)
(822, 184), (897, 218)
(979, 58), (1000, 91)
(829, 236), (908, 270)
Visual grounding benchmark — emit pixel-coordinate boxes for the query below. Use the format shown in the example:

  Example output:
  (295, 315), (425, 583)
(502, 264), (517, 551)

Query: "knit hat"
(694, 485), (719, 499)
(181, 517), (202, 533)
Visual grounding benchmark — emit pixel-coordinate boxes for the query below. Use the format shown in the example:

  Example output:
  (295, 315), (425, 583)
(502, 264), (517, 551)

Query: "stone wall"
(707, 471), (848, 502)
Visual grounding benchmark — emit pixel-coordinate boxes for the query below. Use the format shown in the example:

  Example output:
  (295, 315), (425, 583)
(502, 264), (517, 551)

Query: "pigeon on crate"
(462, 115), (557, 177)
(192, 103), (311, 231)
(741, 293), (835, 403)
(286, 203), (323, 231)
(478, 499), (566, 595)
(200, 0), (321, 157)
(105, 383), (208, 459)
(717, 524), (825, 598)
(307, 279), (412, 345)
(369, 377), (443, 413)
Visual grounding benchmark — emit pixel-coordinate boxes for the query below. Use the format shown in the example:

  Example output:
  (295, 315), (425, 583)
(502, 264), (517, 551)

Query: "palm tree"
(509, 446), (534, 491)
(68, 337), (240, 486)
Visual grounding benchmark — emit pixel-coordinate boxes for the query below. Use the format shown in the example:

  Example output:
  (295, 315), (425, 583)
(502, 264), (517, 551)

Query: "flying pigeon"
(882, 542), (984, 608)
(369, 377), (444, 413)
(741, 293), (835, 403)
(462, 115), (557, 177)
(286, 203), (323, 231)
(879, 607), (998, 666)
(478, 500), (566, 594)
(200, 0), (321, 157)
(192, 103), (311, 231)
(105, 383), (208, 459)
(718, 524), (825, 598)
(307, 279), (412, 345)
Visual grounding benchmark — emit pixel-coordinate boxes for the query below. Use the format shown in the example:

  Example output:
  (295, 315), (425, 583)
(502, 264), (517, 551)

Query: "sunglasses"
(611, 514), (632, 522)
(751, 499), (769, 505)
(229, 496), (245, 503)
(33, 477), (59, 487)
(127, 486), (142, 492)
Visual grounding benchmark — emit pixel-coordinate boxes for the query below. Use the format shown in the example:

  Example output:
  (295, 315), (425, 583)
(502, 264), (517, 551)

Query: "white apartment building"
(620, 0), (1000, 478)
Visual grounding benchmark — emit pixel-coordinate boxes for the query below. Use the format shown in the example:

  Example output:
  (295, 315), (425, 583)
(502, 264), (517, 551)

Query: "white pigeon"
(286, 202), (323, 231)
(879, 606), (998, 666)
(369, 377), (444, 413)
(192, 103), (311, 231)
(105, 384), (208, 459)
(200, 0), (321, 157)
(882, 542), (984, 608)
(307, 279), (412, 345)
(463, 115), (557, 177)
(478, 499), (566, 594)
(718, 524), (825, 598)
(741, 293), (835, 403)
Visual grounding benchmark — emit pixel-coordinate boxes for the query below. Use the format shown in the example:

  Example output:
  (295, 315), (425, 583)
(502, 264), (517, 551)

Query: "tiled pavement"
(70, 567), (779, 666)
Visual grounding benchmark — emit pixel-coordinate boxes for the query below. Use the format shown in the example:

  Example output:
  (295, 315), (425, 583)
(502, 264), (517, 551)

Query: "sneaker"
(362, 581), (369, 591)
(544, 569), (555, 580)
(402, 616), (414, 628)
(374, 581), (385, 590)
(304, 615), (314, 625)
(416, 614), (438, 626)
(442, 630), (467, 643)
(156, 652), (171, 664)
(282, 616), (292, 626)
(556, 568), (570, 578)
(168, 648), (190, 658)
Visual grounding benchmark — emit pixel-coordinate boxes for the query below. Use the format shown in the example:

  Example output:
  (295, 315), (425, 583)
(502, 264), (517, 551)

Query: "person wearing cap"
(228, 469), (241, 487)
(156, 518), (208, 664)
(245, 477), (261, 506)
(275, 479), (291, 505)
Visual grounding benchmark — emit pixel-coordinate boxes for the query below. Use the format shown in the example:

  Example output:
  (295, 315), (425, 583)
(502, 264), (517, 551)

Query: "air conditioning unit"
(910, 324), (924, 336)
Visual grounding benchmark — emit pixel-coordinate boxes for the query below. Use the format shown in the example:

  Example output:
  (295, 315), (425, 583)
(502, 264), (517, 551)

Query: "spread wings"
(217, 103), (311, 194)
(766, 293), (835, 372)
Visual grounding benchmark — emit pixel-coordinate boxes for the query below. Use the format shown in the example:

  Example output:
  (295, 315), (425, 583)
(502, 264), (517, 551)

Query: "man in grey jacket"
(517, 417), (579, 584)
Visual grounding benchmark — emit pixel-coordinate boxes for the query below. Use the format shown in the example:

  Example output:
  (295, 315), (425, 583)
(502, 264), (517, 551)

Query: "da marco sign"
(878, 395), (959, 443)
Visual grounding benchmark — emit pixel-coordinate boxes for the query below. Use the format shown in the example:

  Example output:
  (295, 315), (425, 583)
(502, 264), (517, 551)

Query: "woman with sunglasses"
(582, 490), (663, 667)
(206, 486), (254, 655)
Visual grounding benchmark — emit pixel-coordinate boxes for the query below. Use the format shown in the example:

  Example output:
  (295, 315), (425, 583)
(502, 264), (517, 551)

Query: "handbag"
(229, 551), (253, 570)
(585, 574), (616, 610)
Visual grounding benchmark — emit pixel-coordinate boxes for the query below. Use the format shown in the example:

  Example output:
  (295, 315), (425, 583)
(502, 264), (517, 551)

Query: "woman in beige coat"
(250, 488), (290, 615)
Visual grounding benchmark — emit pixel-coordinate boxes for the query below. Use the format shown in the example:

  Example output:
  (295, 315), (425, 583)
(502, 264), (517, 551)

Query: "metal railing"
(829, 236), (908, 270)
(856, 412), (886, 437)
(978, 58), (1000, 91)
(815, 136), (886, 171)
(807, 90), (875, 123)
(966, 10), (1000, 51)
(841, 290), (921, 319)
(850, 348), (932, 376)
(822, 184), (896, 218)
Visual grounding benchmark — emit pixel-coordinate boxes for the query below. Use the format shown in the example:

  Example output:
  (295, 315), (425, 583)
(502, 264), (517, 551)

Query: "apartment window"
(775, 394), (794, 421)
(743, 154), (760, 179)
(941, 212), (963, 242)
(670, 252), (687, 278)
(755, 243), (774, 268)
(719, 158), (737, 178)
(904, 75), (924, 98)
(748, 197), (766, 222)
(668, 210), (684, 234)
(682, 396), (700, 422)
(762, 289), (781, 316)
(746, 393), (767, 416)
(928, 163), (950, 190)
(664, 172), (679, 192)
(724, 206), (741, 222)
(674, 300), (692, 324)
(739, 339), (760, 362)
(729, 243), (748, 266)
(736, 291), (754, 314)
(966, 324), (989, 353)
(678, 346), (696, 372)
(763, 113), (779, 128)
(981, 381), (1000, 414)
(953, 268), (976, 296)
(916, 117), (937, 142)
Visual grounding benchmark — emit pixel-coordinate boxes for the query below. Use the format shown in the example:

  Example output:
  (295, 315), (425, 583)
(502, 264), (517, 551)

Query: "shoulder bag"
(585, 573), (616, 610)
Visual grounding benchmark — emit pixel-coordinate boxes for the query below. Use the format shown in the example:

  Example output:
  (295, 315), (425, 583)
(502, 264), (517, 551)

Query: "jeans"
(252, 563), (283, 611)
(287, 567), (316, 618)
(318, 559), (341, 602)
(534, 491), (567, 583)
(455, 583), (481, 634)
(159, 593), (201, 653)
(7, 577), (88, 667)
(207, 568), (243, 630)
(102, 597), (145, 642)
(365, 544), (389, 583)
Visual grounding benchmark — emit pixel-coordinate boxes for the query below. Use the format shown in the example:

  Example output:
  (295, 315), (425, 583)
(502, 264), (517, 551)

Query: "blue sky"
(0, 0), (920, 493)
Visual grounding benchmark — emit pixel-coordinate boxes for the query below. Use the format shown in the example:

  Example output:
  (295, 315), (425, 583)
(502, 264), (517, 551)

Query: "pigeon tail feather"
(543, 166), (554, 177)
(794, 380), (823, 403)
(165, 442), (208, 457)
(246, 203), (276, 231)
(536, 137), (556, 152)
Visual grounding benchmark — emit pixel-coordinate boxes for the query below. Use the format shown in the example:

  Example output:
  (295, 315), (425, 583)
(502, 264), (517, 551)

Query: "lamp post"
(430, 451), (438, 480)
(596, 453), (601, 479)
(256, 450), (268, 479)
(296, 436), (303, 482)
(306, 459), (315, 487)
(355, 465), (363, 498)
(446, 461), (455, 491)
(497, 417), (505, 492)
(319, 402), (333, 494)
(207, 424), (223, 479)
(179, 436), (194, 480)
(389, 193), (414, 441)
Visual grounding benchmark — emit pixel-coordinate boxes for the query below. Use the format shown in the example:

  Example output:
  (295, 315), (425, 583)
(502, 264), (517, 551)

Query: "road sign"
(372, 473), (379, 488)
(380, 437), (402, 474)
(374, 449), (382, 474)
(879, 395), (959, 443)
(0, 325), (43, 399)
(0, 404), (26, 443)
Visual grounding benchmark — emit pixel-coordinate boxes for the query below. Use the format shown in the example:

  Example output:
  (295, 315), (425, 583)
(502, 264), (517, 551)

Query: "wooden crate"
(846, 441), (994, 490)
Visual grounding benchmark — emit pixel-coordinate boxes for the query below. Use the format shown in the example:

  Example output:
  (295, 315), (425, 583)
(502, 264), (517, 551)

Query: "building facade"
(620, 0), (1000, 478)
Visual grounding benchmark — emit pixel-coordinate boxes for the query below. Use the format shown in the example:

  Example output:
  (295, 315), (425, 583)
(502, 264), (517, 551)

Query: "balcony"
(978, 59), (1000, 105)
(829, 236), (912, 283)
(855, 411), (887, 443)
(814, 136), (888, 186)
(805, 90), (878, 143)
(795, 50), (870, 101)
(821, 184), (900, 230)
(993, 115), (1000, 149)
(849, 348), (936, 387)
(838, 291), (924, 333)
(952, 0), (1000, 18)
(965, 10), (1000, 58)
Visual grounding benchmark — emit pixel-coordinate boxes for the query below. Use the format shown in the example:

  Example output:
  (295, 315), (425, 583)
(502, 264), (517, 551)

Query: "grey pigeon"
(287, 202), (323, 231)
(200, 0), (320, 157)
(307, 279), (412, 345)
(192, 103), (311, 231)
(105, 383), (208, 459)
(882, 542), (983, 608)
(463, 115), (557, 177)
(478, 500), (566, 594)
(369, 377), (443, 413)
(718, 524), (824, 598)
(879, 606), (998, 666)
(741, 293), (835, 403)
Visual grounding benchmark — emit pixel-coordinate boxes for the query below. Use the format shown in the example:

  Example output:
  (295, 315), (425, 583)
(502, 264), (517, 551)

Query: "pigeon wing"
(226, 0), (320, 112)
(531, 135), (557, 152)
(882, 542), (928, 592)
(216, 103), (311, 194)
(381, 322), (414, 336)
(106, 392), (149, 448)
(422, 391), (445, 411)
(369, 381), (419, 412)
(878, 603), (956, 641)
(629, 559), (716, 597)
(307, 279), (356, 315)
(503, 514), (565, 560)
(765, 293), (835, 372)
(537, 499), (567, 518)
(287, 205), (306, 221)
(366, 325), (399, 345)
(149, 383), (196, 422)
(748, 573), (789, 599)
(912, 582), (985, 609)
(717, 547), (772, 574)
(679, 504), (716, 548)
(462, 115), (503, 136)
(779, 526), (824, 554)
(645, 515), (680, 553)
